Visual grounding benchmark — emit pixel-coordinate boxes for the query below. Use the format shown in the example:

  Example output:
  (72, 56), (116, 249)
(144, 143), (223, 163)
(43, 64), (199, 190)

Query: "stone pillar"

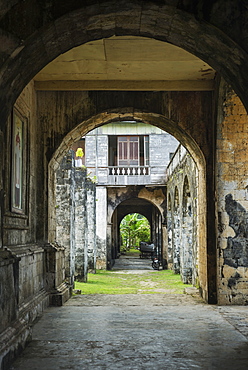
(106, 224), (112, 270)
(181, 209), (193, 283)
(55, 151), (75, 286)
(180, 178), (193, 283)
(74, 169), (97, 281)
(167, 196), (173, 269)
(74, 168), (87, 282)
(173, 188), (181, 274)
(162, 225), (168, 269)
(96, 187), (107, 269)
(111, 210), (118, 260)
(217, 81), (248, 304)
(56, 153), (96, 283)
(85, 179), (96, 273)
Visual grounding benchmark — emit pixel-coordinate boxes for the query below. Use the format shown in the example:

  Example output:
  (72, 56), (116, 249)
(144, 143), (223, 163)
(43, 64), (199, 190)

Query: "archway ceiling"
(34, 36), (215, 92)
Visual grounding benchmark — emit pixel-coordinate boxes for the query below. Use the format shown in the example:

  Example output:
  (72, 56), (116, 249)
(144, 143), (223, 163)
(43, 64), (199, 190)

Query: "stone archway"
(1, 0), (248, 126)
(110, 197), (163, 266)
(49, 110), (210, 299)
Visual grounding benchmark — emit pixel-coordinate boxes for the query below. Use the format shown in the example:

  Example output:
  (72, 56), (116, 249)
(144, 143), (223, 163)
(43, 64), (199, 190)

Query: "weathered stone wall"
(217, 81), (248, 304)
(166, 145), (198, 285)
(73, 169), (87, 282)
(55, 152), (75, 283)
(0, 83), (52, 368)
(85, 179), (96, 273)
(55, 152), (96, 282)
(95, 187), (107, 269)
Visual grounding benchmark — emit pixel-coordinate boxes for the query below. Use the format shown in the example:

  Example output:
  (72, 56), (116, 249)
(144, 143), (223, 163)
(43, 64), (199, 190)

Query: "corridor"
(10, 258), (248, 370)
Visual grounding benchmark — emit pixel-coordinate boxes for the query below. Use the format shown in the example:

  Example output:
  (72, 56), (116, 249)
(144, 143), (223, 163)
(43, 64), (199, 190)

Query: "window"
(108, 135), (149, 167)
(118, 136), (139, 166)
(11, 109), (27, 214)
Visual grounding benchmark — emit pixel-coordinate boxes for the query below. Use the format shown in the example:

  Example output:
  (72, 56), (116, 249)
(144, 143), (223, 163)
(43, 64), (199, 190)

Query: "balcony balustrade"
(108, 166), (150, 176)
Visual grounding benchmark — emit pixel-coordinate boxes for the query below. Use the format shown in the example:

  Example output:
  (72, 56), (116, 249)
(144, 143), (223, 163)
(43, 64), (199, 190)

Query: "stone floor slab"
(9, 257), (248, 369)
(10, 293), (248, 370)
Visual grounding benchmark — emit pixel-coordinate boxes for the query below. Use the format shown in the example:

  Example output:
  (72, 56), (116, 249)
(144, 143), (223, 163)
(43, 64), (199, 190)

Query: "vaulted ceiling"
(34, 36), (215, 92)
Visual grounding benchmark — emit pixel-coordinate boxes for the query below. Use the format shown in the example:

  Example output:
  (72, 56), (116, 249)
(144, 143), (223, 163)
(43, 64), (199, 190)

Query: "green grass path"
(75, 269), (189, 295)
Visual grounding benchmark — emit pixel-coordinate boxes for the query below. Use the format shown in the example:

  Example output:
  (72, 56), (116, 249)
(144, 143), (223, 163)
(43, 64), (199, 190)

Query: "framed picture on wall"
(11, 109), (27, 213)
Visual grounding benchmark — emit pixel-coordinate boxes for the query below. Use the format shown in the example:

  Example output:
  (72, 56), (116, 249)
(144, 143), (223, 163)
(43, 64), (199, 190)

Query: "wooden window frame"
(11, 109), (28, 214)
(117, 136), (139, 166)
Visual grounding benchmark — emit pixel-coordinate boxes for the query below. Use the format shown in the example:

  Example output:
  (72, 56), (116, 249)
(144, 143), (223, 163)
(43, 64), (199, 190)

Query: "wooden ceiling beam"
(34, 79), (214, 91)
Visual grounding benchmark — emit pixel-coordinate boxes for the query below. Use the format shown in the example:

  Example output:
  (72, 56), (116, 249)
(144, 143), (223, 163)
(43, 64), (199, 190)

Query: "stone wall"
(217, 81), (248, 304)
(166, 145), (198, 285)
(55, 152), (75, 283)
(55, 152), (96, 283)
(0, 83), (51, 368)
(95, 187), (107, 269)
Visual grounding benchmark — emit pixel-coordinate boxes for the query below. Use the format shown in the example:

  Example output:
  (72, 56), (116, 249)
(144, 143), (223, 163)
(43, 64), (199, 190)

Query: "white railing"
(108, 166), (150, 176)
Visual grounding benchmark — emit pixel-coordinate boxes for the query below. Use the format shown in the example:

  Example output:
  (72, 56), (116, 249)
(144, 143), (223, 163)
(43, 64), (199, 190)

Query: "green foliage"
(120, 213), (150, 249)
(74, 269), (187, 295)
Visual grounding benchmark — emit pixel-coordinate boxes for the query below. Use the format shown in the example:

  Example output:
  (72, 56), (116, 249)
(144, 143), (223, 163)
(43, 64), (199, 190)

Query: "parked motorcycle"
(151, 248), (160, 270)
(152, 256), (160, 270)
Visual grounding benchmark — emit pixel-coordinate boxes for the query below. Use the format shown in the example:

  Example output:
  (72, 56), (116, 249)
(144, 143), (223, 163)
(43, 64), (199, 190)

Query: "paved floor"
(10, 257), (248, 370)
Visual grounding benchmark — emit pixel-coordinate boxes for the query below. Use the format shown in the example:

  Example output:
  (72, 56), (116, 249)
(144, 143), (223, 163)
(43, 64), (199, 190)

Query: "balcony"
(84, 165), (167, 186)
(109, 166), (149, 176)
(108, 166), (150, 185)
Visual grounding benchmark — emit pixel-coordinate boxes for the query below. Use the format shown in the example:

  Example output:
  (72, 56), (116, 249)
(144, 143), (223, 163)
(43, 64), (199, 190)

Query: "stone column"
(216, 81), (248, 304)
(106, 223), (112, 270)
(85, 179), (96, 273)
(74, 168), (87, 282)
(173, 189), (181, 274)
(55, 151), (75, 286)
(96, 187), (107, 269)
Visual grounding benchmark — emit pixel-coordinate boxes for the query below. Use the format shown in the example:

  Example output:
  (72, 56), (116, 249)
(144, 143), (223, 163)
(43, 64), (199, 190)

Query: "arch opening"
(119, 213), (151, 255)
(1, 2), (248, 122)
(3, 5), (248, 365)
(50, 115), (206, 296)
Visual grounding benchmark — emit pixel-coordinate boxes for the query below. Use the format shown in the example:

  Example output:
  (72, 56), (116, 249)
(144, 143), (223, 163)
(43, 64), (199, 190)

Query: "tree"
(120, 213), (150, 249)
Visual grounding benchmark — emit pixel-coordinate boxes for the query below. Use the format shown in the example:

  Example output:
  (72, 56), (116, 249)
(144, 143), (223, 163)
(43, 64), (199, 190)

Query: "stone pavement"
(112, 255), (154, 271)
(10, 257), (248, 370)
